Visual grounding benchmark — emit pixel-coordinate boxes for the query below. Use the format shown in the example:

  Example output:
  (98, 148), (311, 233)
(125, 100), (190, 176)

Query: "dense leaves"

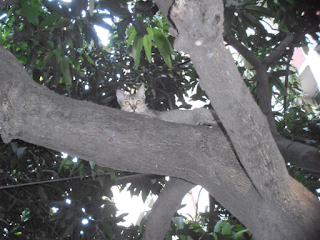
(0, 140), (135, 239)
(0, 0), (201, 238)
(0, 0), (320, 239)
(224, 0), (320, 144)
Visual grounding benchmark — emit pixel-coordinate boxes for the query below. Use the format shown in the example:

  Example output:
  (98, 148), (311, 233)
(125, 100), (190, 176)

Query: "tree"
(0, 0), (320, 239)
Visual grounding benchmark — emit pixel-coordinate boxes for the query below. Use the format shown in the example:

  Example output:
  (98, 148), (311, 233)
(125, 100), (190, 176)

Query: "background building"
(291, 38), (320, 107)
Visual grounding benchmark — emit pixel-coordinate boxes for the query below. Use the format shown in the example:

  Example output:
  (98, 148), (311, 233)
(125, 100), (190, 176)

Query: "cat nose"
(131, 105), (137, 111)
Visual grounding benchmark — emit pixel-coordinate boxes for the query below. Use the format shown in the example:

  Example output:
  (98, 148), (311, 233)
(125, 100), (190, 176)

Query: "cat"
(116, 84), (217, 126)
(116, 84), (147, 114)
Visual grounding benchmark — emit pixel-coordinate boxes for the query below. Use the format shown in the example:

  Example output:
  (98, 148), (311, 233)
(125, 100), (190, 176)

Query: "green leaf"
(241, 13), (267, 34)
(153, 29), (173, 68)
(102, 219), (113, 238)
(61, 220), (77, 238)
(117, 17), (132, 39)
(233, 228), (250, 238)
(271, 76), (287, 96)
(53, 49), (62, 63)
(59, 157), (73, 172)
(133, 16), (147, 37)
(19, 0), (40, 26)
(143, 35), (152, 62)
(173, 216), (185, 230)
(214, 220), (222, 232)
(271, 70), (295, 77)
(60, 57), (72, 87)
(43, 52), (54, 67)
(244, 5), (274, 17)
(0, 34), (5, 44)
(39, 12), (61, 28)
(221, 222), (232, 235)
(37, 186), (49, 204)
(132, 35), (143, 69)
(297, 170), (306, 182)
(70, 159), (82, 176)
(127, 26), (137, 48)
(146, 27), (154, 39)
(86, 55), (95, 65)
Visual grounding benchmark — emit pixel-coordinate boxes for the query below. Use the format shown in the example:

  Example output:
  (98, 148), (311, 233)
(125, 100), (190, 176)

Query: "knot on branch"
(170, 0), (224, 53)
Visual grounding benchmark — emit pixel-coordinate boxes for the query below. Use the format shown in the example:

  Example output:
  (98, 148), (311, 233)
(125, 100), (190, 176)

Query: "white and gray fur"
(116, 85), (147, 113)
(116, 84), (217, 126)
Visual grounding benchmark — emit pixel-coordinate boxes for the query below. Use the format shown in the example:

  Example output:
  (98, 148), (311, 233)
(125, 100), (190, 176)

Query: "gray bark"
(152, 0), (320, 239)
(141, 178), (194, 240)
(0, 45), (260, 239)
(1, 0), (320, 239)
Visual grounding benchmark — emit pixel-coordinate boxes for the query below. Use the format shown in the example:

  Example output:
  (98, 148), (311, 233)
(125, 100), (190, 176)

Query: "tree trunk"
(154, 0), (320, 239)
(0, 0), (320, 239)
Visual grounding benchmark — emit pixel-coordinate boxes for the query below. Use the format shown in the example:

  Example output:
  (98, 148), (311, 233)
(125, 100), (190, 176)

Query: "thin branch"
(283, 47), (294, 115)
(263, 32), (293, 66)
(0, 172), (161, 190)
(225, 35), (261, 69)
(194, 187), (204, 221)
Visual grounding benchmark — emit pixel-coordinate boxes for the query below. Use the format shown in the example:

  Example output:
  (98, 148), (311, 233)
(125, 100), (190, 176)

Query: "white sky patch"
(112, 183), (209, 227)
(304, 35), (320, 88)
(94, 16), (113, 46)
(111, 184), (156, 227)
(51, 207), (59, 214)
(94, 25), (110, 46)
(0, 13), (6, 20)
(82, 218), (89, 225)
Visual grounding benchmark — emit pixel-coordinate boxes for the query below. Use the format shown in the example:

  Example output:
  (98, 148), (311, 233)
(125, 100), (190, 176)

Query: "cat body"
(116, 84), (216, 126)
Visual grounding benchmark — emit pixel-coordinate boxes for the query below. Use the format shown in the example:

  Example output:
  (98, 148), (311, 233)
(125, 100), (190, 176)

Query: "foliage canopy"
(0, 0), (319, 239)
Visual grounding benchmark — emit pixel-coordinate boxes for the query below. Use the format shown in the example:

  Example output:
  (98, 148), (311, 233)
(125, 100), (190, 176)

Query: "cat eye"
(136, 100), (141, 104)
(125, 101), (130, 105)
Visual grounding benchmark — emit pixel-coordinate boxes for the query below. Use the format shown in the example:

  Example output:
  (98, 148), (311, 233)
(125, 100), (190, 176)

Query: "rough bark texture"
(226, 33), (294, 136)
(0, 46), (260, 233)
(141, 178), (194, 240)
(154, 0), (320, 239)
(226, 34), (320, 174)
(275, 135), (320, 176)
(1, 0), (320, 239)
(0, 0), (17, 6)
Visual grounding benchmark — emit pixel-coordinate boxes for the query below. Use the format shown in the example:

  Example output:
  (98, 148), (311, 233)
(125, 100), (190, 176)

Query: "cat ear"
(116, 90), (125, 102)
(136, 84), (145, 98)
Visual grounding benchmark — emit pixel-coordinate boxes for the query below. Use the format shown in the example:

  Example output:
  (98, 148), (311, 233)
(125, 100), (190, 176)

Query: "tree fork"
(156, 0), (320, 239)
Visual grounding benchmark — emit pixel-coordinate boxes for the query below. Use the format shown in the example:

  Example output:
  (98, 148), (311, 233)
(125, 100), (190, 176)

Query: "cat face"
(116, 84), (147, 113)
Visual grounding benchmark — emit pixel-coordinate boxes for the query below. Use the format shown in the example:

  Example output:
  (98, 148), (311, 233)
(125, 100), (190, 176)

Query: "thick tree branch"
(1, 0), (320, 238)
(225, 33), (294, 135)
(225, 35), (277, 135)
(142, 178), (194, 240)
(275, 135), (320, 175)
(1, 45), (319, 239)
(158, 0), (320, 239)
(0, 0), (17, 6)
(224, 36), (277, 134)
(170, 0), (285, 199)
(141, 133), (320, 239)
(0, 46), (262, 234)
